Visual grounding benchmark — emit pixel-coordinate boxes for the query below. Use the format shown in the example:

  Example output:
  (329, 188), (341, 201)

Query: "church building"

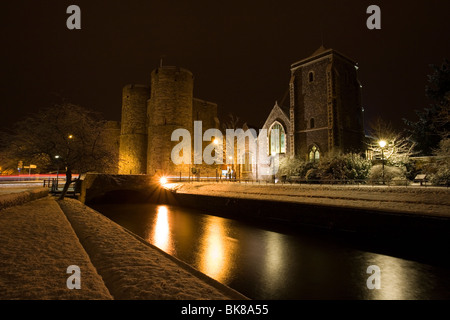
(262, 46), (365, 162)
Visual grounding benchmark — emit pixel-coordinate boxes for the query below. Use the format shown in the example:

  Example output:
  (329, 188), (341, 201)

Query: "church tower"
(289, 46), (364, 160)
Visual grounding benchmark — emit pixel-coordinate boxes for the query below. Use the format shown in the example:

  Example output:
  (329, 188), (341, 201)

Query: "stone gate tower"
(147, 66), (194, 176)
(118, 66), (218, 177)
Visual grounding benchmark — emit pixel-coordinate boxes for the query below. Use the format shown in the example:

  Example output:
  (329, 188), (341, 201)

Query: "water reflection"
(92, 203), (450, 300)
(262, 232), (287, 295)
(151, 205), (171, 253)
(199, 216), (230, 283)
(360, 253), (437, 300)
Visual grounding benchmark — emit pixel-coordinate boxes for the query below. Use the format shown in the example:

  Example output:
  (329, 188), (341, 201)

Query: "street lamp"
(378, 140), (386, 185)
(55, 155), (61, 191)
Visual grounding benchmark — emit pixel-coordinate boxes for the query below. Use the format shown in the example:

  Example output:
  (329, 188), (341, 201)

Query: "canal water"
(91, 202), (450, 300)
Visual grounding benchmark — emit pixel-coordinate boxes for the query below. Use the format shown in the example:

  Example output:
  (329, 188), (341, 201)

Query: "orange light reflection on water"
(198, 216), (234, 283)
(151, 205), (171, 253)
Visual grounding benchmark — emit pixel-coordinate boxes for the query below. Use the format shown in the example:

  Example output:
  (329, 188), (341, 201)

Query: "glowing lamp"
(160, 177), (168, 185)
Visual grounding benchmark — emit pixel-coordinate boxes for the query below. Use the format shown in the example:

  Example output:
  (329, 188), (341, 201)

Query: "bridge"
(79, 173), (173, 204)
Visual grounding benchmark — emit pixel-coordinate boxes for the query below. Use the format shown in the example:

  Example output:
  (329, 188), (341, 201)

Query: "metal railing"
(165, 176), (449, 188)
(43, 178), (80, 196)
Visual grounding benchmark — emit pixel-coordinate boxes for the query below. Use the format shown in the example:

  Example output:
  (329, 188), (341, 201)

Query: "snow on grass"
(0, 187), (49, 211)
(170, 182), (450, 217)
(57, 198), (245, 300)
(0, 197), (113, 300)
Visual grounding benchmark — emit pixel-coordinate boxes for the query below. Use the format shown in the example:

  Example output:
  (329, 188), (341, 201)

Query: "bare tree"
(221, 113), (242, 132)
(0, 103), (115, 199)
(368, 118), (416, 167)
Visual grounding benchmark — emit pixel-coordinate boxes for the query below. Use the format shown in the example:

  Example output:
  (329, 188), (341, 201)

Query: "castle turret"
(147, 66), (194, 176)
(118, 84), (150, 174)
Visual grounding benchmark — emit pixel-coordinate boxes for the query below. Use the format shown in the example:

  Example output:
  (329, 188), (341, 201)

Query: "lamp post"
(378, 140), (386, 185)
(55, 155), (60, 191)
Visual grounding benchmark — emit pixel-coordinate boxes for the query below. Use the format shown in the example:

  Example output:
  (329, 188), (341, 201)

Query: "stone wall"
(192, 98), (220, 177)
(101, 121), (120, 174)
(118, 84), (150, 174)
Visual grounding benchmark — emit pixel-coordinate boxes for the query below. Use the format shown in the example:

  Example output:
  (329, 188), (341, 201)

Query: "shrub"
(316, 153), (372, 181)
(369, 164), (407, 184)
(276, 156), (318, 179)
(305, 168), (320, 182)
(428, 138), (450, 185)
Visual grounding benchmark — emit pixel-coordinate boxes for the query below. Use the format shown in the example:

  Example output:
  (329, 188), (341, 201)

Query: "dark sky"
(1, 1), (449, 132)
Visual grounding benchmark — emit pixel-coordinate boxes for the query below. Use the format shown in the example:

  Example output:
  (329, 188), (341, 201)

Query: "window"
(269, 122), (286, 155)
(309, 71), (314, 82)
(310, 118), (315, 129)
(309, 145), (320, 162)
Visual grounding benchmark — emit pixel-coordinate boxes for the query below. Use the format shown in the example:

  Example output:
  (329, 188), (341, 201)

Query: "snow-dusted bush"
(428, 138), (450, 185)
(305, 168), (320, 181)
(278, 153), (372, 183)
(276, 156), (317, 179)
(276, 156), (304, 178)
(369, 164), (407, 184)
(316, 153), (372, 181)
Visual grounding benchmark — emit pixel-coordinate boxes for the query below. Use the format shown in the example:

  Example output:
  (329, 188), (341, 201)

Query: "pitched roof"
(291, 46), (357, 69)
(310, 45), (328, 57)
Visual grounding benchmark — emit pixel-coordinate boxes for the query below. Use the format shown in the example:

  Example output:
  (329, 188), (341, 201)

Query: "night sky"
(1, 1), (449, 132)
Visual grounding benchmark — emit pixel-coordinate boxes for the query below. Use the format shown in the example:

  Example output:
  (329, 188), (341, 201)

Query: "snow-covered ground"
(168, 182), (450, 217)
(0, 197), (112, 299)
(0, 185), (244, 299)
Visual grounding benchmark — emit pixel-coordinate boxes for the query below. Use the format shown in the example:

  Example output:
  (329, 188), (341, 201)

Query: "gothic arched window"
(309, 145), (320, 162)
(309, 71), (314, 82)
(269, 122), (286, 155)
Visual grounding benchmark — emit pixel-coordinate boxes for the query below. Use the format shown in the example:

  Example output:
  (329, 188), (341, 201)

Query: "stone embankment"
(163, 182), (450, 244)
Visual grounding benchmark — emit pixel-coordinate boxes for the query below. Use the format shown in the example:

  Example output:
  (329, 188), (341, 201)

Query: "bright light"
(160, 177), (168, 185)
(68, 134), (73, 139)
(379, 140), (387, 148)
(55, 155), (60, 159)
(213, 139), (219, 145)
(228, 156), (232, 160)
